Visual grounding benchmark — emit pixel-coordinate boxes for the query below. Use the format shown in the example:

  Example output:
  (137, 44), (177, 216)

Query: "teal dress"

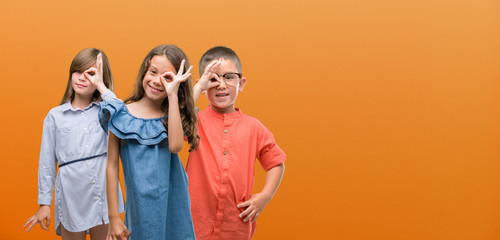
(99, 97), (195, 240)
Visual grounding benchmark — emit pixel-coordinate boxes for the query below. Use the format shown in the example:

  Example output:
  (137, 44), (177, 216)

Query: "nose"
(217, 78), (228, 89)
(77, 72), (87, 82)
(152, 75), (162, 85)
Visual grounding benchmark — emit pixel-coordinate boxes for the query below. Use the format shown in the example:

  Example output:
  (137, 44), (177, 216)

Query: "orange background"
(1, 0), (500, 239)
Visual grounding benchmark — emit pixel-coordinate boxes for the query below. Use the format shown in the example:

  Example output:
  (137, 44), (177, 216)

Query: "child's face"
(142, 55), (176, 102)
(206, 58), (246, 114)
(71, 64), (98, 98)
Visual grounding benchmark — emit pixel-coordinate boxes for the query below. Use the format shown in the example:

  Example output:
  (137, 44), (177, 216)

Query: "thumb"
(124, 229), (131, 239)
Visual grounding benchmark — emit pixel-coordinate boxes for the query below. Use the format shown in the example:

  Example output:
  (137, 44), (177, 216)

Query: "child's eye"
(150, 70), (157, 74)
(88, 72), (95, 76)
(210, 78), (218, 82)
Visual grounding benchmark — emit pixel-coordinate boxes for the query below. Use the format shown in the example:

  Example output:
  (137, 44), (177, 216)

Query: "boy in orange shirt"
(187, 46), (286, 240)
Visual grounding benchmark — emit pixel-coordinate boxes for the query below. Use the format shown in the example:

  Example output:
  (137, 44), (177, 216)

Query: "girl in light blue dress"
(100, 45), (199, 240)
(24, 49), (124, 240)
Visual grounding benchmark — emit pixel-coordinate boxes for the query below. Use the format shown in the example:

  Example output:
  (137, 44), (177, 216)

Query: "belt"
(58, 152), (107, 168)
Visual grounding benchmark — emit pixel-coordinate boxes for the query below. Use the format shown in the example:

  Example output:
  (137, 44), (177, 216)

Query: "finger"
(205, 60), (221, 73)
(209, 80), (221, 89)
(178, 73), (191, 83)
(26, 220), (37, 232)
(23, 216), (34, 227)
(97, 53), (103, 74)
(84, 67), (97, 80)
(209, 60), (221, 72)
(162, 72), (175, 82)
(45, 216), (50, 228)
(244, 209), (257, 223)
(237, 200), (251, 208)
(239, 205), (253, 218)
(40, 219), (48, 230)
(251, 212), (261, 222)
(184, 65), (193, 75)
(84, 67), (97, 74)
(177, 59), (186, 75)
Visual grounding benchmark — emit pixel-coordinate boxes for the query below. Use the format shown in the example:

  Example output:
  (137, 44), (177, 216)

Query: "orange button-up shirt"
(186, 107), (286, 240)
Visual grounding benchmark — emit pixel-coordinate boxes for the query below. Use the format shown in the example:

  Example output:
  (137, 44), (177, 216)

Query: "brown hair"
(125, 45), (199, 151)
(60, 48), (114, 104)
(199, 46), (242, 75)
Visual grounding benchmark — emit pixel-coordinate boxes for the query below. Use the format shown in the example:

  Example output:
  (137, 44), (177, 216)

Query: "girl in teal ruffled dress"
(99, 45), (199, 240)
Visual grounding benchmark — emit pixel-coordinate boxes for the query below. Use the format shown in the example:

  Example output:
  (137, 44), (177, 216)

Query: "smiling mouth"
(216, 93), (229, 97)
(149, 85), (163, 93)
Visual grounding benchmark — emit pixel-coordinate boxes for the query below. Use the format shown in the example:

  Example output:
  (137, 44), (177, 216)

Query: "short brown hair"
(199, 46), (242, 76)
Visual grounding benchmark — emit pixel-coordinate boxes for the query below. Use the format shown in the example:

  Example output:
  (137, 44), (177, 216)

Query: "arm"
(106, 131), (130, 240)
(161, 59), (193, 153)
(237, 163), (285, 222)
(24, 114), (57, 232)
(192, 60), (221, 104)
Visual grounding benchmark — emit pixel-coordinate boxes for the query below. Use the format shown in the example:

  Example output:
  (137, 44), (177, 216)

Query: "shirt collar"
(61, 101), (99, 112)
(205, 105), (243, 119)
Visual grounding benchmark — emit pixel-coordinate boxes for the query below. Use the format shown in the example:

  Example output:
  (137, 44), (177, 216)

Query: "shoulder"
(240, 112), (266, 128)
(44, 104), (68, 121)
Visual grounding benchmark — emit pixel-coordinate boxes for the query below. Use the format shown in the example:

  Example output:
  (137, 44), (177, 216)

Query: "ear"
(238, 77), (247, 92)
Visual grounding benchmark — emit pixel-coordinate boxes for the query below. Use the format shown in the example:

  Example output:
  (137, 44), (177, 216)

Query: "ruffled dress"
(99, 97), (195, 240)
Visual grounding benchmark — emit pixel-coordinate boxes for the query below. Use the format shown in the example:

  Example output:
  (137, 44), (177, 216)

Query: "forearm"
(38, 116), (57, 205)
(95, 82), (109, 95)
(192, 84), (203, 104)
(167, 95), (183, 153)
(106, 132), (121, 220)
(260, 163), (285, 199)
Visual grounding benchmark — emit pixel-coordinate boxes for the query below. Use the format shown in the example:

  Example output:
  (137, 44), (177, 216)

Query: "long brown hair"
(125, 45), (199, 151)
(60, 48), (114, 104)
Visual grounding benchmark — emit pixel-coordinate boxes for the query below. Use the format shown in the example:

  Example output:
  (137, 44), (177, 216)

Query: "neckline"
(122, 104), (166, 121)
(205, 105), (243, 118)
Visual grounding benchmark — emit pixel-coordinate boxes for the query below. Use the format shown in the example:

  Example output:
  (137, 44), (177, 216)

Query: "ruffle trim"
(99, 98), (168, 145)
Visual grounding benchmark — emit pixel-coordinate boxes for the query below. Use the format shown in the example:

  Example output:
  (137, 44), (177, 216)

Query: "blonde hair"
(60, 48), (114, 104)
(125, 45), (199, 151)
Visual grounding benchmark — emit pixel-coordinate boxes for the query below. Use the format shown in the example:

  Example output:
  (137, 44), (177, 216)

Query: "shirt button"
(83, 128), (87, 131)
(59, 213), (62, 216)
(224, 129), (228, 133)
(92, 180), (96, 184)
(81, 112), (84, 115)
(96, 196), (100, 200)
(223, 151), (227, 155)
(88, 162), (92, 166)
(86, 145), (90, 148)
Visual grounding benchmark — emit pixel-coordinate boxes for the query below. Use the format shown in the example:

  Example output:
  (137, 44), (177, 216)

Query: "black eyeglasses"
(213, 72), (242, 85)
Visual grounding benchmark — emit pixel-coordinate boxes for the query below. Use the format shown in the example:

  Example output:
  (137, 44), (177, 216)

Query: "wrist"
(167, 93), (179, 100)
(96, 82), (108, 94)
(108, 215), (121, 222)
(259, 191), (273, 201)
(193, 84), (203, 92)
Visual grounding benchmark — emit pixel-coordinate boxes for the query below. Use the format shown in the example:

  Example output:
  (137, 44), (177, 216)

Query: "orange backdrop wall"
(1, 0), (500, 239)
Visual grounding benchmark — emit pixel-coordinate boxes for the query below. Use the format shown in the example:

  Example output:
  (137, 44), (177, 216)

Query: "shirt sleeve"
(37, 113), (58, 206)
(257, 125), (286, 171)
(100, 89), (117, 101)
